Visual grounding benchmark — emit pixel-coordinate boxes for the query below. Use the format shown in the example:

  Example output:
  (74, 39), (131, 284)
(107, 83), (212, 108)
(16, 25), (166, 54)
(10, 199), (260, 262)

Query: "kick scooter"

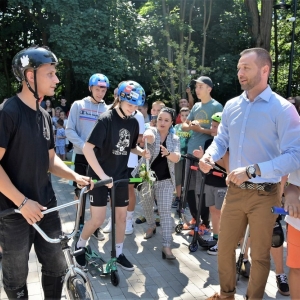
(85, 177), (143, 286)
(188, 166), (222, 251)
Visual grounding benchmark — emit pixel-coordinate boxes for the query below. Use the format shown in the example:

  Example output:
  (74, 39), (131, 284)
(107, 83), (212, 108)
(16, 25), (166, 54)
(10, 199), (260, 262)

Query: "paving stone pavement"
(0, 175), (290, 299)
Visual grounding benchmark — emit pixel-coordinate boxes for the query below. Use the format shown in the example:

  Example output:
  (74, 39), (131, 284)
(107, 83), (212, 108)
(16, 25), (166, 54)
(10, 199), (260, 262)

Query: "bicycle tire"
(70, 277), (92, 300)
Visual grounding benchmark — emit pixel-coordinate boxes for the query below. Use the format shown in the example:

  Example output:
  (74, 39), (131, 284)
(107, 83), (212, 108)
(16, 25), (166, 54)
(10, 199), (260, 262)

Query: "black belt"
(237, 181), (278, 192)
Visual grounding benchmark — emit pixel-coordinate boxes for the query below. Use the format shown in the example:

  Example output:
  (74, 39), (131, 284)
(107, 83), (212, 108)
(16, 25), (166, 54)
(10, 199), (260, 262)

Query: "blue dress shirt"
(206, 85), (300, 183)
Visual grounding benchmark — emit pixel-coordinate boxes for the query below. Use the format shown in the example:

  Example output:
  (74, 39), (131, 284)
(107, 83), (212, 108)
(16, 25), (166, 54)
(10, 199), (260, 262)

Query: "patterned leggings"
(139, 179), (174, 247)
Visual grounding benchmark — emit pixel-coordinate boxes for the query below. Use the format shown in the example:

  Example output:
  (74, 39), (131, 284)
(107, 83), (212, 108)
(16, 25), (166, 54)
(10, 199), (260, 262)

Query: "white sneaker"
(125, 218), (134, 235)
(103, 217), (112, 233)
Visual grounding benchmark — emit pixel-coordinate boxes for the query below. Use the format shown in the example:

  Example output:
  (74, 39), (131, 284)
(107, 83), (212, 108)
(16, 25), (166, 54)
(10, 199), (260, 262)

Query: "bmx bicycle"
(0, 178), (112, 300)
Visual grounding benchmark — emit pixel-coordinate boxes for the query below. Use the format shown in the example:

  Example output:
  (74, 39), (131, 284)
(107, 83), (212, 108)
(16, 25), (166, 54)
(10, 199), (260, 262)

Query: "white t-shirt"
(285, 169), (300, 230)
(128, 110), (145, 168)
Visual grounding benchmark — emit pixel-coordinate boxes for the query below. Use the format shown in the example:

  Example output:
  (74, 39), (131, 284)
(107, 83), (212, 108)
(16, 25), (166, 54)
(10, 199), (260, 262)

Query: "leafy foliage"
(1, 0), (299, 106)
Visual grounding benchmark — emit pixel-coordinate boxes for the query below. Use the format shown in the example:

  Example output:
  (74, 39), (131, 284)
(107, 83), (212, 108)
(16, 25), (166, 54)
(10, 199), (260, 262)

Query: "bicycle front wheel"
(69, 277), (93, 300)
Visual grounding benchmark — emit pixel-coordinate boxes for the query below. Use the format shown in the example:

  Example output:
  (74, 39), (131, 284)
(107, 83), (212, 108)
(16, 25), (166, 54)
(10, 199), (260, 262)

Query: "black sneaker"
(74, 245), (86, 267)
(207, 244), (218, 255)
(116, 254), (134, 271)
(276, 274), (290, 296)
(240, 260), (251, 278)
(92, 229), (105, 241)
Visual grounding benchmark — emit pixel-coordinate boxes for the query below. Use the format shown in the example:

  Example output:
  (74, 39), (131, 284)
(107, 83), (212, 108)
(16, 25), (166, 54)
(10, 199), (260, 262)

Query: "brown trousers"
(218, 183), (281, 299)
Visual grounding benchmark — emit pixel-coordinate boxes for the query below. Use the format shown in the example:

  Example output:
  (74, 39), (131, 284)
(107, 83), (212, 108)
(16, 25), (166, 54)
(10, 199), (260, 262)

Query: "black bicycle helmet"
(12, 45), (58, 82)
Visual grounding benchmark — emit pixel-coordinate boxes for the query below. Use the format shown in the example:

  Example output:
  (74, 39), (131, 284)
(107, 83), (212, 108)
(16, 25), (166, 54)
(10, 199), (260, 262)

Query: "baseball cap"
(194, 76), (213, 88)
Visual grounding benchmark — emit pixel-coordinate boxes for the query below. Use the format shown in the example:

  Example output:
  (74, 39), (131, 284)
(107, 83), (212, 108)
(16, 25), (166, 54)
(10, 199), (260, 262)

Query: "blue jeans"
(0, 199), (67, 291)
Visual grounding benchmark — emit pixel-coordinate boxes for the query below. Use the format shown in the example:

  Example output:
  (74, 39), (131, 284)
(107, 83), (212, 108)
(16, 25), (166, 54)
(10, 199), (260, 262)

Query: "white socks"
(126, 211), (134, 220)
(77, 236), (88, 248)
(116, 243), (123, 257)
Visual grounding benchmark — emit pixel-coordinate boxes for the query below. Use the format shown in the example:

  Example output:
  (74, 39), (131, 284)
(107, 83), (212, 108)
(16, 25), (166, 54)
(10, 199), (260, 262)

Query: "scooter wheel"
(111, 270), (120, 286)
(85, 245), (92, 254)
(175, 224), (183, 233)
(189, 242), (198, 252)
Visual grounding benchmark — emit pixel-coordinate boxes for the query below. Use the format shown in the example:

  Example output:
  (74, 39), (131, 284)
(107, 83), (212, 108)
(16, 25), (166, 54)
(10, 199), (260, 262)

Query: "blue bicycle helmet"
(89, 73), (109, 88)
(118, 81), (145, 106)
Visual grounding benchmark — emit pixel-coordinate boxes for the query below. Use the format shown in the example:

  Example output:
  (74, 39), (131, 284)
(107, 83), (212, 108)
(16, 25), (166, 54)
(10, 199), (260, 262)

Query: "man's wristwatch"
(246, 165), (256, 178)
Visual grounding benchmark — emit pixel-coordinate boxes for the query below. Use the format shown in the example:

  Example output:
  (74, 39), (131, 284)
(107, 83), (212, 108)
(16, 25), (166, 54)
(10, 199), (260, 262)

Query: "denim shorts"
(0, 199), (67, 290)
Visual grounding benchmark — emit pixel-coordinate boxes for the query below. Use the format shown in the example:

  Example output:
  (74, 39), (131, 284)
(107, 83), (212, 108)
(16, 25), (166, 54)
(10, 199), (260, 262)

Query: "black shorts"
(88, 184), (129, 207)
(72, 154), (88, 187)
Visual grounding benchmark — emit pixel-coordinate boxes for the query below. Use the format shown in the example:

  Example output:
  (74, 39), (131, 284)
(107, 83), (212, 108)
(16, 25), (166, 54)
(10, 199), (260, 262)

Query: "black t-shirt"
(151, 140), (171, 181)
(60, 104), (70, 115)
(87, 109), (139, 183)
(0, 96), (55, 210)
(204, 138), (227, 187)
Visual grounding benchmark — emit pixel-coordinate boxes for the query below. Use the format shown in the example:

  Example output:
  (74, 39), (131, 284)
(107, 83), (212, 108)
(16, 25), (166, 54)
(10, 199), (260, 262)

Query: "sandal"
(182, 223), (190, 230)
(182, 218), (196, 230)
(135, 216), (146, 224)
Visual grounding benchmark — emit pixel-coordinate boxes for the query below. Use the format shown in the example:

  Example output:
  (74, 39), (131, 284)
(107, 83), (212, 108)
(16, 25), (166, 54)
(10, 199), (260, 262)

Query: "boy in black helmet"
(0, 46), (92, 300)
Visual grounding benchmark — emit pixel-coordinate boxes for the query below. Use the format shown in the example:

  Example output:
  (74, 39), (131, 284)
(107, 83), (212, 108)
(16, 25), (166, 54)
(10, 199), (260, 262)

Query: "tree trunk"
(162, 0), (176, 109)
(201, 0), (212, 69)
(244, 0), (273, 51)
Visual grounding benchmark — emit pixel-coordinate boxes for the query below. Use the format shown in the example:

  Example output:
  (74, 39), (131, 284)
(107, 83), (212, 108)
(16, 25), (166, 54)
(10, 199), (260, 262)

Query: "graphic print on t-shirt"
(195, 110), (210, 125)
(113, 128), (130, 155)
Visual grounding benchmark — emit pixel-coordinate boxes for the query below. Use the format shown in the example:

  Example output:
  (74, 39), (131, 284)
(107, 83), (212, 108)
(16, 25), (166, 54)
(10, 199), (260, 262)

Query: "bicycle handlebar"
(271, 206), (289, 215)
(0, 178), (114, 243)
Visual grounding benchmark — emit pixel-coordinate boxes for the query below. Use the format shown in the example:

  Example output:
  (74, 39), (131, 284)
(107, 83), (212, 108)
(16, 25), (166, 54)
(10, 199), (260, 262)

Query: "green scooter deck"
(86, 249), (117, 277)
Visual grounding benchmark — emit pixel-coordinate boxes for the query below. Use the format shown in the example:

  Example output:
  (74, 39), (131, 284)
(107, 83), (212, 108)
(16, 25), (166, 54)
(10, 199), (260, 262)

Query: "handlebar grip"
(271, 206), (289, 215)
(129, 178), (143, 183)
(0, 208), (16, 218)
(92, 178), (113, 189)
(190, 166), (199, 171)
(73, 247), (86, 257)
(212, 171), (224, 178)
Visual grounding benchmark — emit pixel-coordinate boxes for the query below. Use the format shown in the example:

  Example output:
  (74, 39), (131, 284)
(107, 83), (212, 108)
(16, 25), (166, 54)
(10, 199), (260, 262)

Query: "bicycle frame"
(0, 178), (112, 300)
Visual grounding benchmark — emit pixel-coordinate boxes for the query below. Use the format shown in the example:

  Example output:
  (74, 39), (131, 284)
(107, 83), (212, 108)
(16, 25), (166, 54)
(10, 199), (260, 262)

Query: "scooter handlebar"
(271, 206), (289, 215)
(190, 166), (224, 178)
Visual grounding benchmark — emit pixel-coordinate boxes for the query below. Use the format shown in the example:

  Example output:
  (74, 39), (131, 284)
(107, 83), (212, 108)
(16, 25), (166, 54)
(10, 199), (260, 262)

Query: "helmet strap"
(25, 69), (40, 101)
(119, 103), (130, 119)
(90, 88), (104, 104)
(24, 69), (41, 125)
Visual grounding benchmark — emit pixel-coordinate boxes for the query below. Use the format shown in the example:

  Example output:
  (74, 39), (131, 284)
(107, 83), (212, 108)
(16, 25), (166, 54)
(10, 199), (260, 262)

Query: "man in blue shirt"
(200, 48), (300, 300)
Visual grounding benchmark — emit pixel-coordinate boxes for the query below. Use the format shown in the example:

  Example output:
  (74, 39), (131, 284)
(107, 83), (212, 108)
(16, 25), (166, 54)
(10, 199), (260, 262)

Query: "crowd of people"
(0, 45), (299, 300)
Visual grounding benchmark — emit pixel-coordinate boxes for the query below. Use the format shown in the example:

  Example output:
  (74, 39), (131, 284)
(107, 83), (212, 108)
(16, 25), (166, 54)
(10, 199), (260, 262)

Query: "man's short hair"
(152, 101), (165, 108)
(179, 98), (189, 104)
(240, 48), (272, 76)
(180, 107), (190, 113)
